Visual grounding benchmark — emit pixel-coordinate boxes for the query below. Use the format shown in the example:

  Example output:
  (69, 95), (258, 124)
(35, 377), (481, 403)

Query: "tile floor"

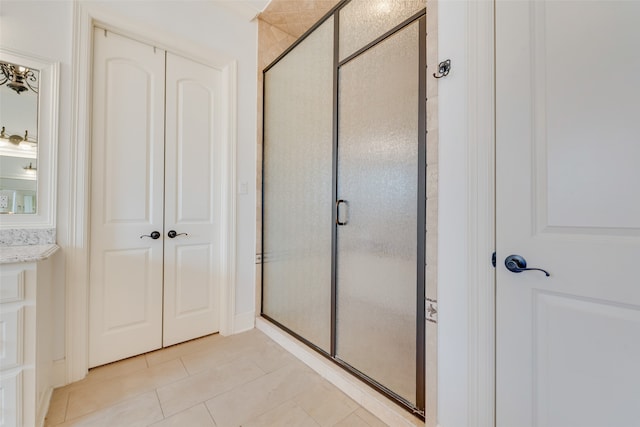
(45, 329), (389, 426)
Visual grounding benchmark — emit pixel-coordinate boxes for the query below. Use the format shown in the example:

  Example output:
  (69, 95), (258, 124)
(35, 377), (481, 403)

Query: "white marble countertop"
(0, 244), (60, 264)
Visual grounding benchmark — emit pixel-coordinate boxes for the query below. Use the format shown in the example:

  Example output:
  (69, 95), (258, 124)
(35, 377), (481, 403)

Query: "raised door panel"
(163, 53), (221, 346)
(496, 1), (640, 425)
(0, 270), (23, 303)
(89, 29), (165, 367)
(0, 370), (21, 427)
(0, 307), (23, 370)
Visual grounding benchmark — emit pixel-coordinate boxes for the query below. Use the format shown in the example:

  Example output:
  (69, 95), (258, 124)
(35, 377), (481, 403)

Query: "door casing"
(436, 1), (496, 427)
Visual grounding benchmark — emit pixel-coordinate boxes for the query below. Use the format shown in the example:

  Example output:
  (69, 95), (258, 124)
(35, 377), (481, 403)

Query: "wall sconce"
(0, 62), (39, 94)
(0, 127), (33, 145)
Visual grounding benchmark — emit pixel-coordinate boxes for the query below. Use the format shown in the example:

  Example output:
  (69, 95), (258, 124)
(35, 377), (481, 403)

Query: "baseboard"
(233, 311), (256, 334)
(52, 358), (66, 387)
(35, 359), (66, 427)
(256, 317), (425, 427)
(36, 386), (53, 427)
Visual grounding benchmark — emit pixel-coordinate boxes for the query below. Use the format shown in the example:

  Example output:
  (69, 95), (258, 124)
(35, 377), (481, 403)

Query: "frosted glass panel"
(336, 22), (419, 404)
(339, 0), (425, 60)
(262, 17), (334, 352)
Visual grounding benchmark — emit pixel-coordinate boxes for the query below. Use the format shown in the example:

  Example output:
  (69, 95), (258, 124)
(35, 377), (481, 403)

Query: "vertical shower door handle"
(336, 199), (348, 226)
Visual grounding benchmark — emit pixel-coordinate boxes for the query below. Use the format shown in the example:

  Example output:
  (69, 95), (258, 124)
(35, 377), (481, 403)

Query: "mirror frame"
(0, 48), (58, 229)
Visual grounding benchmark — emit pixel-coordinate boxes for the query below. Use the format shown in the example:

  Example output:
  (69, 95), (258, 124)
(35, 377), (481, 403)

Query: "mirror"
(0, 49), (58, 229)
(0, 61), (39, 214)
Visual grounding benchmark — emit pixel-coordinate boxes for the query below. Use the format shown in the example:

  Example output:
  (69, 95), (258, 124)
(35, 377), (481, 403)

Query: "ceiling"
(213, 0), (272, 21)
(258, 0), (340, 38)
(213, 0), (341, 39)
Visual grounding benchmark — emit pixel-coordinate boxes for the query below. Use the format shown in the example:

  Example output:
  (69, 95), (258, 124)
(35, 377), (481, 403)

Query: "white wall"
(0, 0), (258, 361)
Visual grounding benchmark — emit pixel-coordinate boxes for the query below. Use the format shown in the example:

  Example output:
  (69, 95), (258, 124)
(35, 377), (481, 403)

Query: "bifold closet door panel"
(89, 29), (166, 367)
(163, 53), (222, 347)
(336, 22), (420, 404)
(262, 17), (335, 352)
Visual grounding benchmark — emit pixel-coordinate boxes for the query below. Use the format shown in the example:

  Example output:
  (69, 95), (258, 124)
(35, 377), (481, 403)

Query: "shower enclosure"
(262, 0), (426, 415)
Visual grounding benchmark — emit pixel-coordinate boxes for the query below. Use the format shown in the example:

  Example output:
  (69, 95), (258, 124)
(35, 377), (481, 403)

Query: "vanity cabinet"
(0, 253), (56, 427)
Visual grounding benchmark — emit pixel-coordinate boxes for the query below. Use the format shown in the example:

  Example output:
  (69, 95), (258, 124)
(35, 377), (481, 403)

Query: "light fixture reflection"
(0, 62), (39, 94)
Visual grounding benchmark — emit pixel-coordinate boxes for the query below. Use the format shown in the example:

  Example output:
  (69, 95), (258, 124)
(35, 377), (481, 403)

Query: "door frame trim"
(465, 1), (495, 425)
(65, 1), (238, 383)
(436, 0), (495, 426)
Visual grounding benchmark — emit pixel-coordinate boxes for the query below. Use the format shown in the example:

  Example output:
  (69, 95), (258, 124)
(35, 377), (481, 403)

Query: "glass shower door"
(262, 18), (335, 352)
(335, 21), (421, 405)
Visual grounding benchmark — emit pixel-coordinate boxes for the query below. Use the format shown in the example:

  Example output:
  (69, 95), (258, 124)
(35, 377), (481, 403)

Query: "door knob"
(167, 230), (188, 238)
(140, 231), (161, 240)
(504, 254), (550, 277)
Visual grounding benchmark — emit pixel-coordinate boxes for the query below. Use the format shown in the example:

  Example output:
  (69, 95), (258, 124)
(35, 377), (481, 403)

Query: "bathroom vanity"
(0, 244), (59, 427)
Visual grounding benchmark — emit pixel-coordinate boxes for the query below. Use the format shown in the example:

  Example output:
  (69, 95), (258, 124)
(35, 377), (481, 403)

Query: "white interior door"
(496, 1), (640, 426)
(163, 53), (221, 346)
(89, 29), (165, 367)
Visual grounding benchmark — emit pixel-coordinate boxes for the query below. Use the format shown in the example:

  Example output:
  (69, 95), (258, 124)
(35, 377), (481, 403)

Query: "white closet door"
(163, 53), (221, 346)
(89, 29), (166, 367)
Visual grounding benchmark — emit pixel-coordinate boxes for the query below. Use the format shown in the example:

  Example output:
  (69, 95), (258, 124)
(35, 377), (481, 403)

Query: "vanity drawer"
(0, 307), (23, 369)
(0, 270), (25, 303)
(0, 369), (22, 427)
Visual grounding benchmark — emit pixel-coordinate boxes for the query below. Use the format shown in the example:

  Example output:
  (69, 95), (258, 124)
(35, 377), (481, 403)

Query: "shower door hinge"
(425, 298), (437, 323)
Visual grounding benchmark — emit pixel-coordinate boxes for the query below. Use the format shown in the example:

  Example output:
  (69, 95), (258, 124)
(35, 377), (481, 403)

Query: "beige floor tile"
(180, 329), (271, 375)
(353, 408), (390, 427)
(44, 389), (69, 426)
(333, 412), (371, 427)
(294, 381), (359, 426)
(44, 328), (391, 427)
(85, 354), (148, 383)
(149, 403), (215, 427)
(157, 357), (265, 417)
(247, 338), (299, 373)
(54, 355), (150, 403)
(145, 333), (223, 367)
(206, 362), (322, 427)
(243, 400), (320, 427)
(65, 358), (187, 420)
(55, 391), (163, 427)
